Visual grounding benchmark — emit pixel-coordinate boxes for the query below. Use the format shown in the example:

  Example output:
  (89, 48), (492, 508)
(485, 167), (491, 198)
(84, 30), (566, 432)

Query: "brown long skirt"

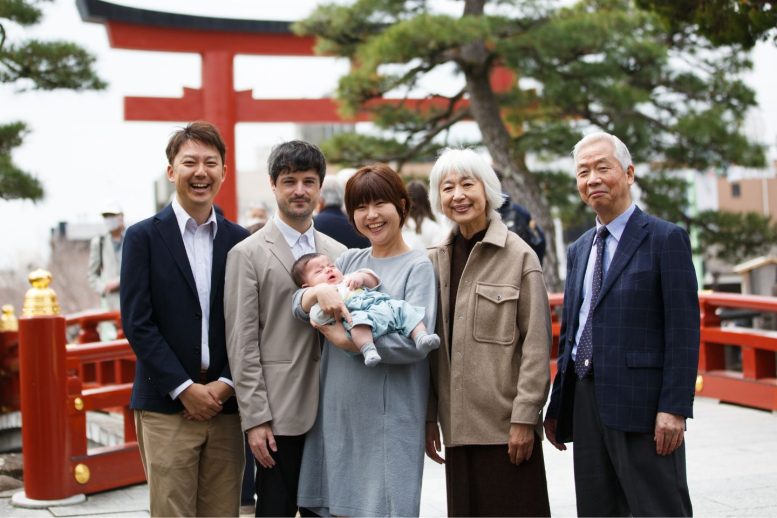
(445, 438), (551, 517)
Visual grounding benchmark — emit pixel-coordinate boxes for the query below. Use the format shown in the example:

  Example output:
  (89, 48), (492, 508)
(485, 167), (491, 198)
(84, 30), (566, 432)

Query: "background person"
(87, 201), (125, 340)
(544, 132), (699, 517)
(402, 179), (445, 251)
(425, 148), (552, 517)
(293, 163), (437, 517)
(225, 140), (345, 517)
(493, 170), (546, 265)
(120, 121), (249, 517)
(314, 175), (370, 248)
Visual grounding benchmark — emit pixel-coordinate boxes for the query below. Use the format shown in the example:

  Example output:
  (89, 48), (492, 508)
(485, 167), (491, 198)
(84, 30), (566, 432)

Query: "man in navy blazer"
(544, 132), (699, 516)
(121, 122), (249, 516)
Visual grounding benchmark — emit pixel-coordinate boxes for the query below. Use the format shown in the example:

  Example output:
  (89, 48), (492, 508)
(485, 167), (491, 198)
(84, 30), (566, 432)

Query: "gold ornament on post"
(74, 463), (91, 484)
(22, 269), (61, 317)
(0, 305), (18, 332)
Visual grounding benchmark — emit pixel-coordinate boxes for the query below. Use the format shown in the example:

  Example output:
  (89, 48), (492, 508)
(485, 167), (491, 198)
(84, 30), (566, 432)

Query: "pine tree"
(296, 0), (775, 288)
(0, 0), (106, 201)
(637, 0), (777, 49)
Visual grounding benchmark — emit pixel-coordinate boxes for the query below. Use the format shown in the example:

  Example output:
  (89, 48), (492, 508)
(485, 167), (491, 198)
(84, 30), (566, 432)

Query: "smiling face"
(302, 255), (343, 287)
(353, 199), (405, 252)
(575, 138), (635, 224)
(271, 169), (321, 229)
(439, 171), (489, 237)
(167, 140), (225, 222)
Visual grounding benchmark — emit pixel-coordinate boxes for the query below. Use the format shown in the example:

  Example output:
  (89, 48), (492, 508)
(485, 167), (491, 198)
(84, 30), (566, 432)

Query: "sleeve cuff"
(218, 377), (234, 389)
(169, 379), (193, 400)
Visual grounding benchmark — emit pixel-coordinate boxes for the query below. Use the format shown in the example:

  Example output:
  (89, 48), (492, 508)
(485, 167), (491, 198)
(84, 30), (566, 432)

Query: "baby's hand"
(345, 273), (365, 290)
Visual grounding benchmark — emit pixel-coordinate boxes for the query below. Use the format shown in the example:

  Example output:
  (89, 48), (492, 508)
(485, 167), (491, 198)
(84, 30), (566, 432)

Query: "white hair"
(428, 148), (503, 224)
(572, 131), (633, 171)
(320, 176), (344, 207)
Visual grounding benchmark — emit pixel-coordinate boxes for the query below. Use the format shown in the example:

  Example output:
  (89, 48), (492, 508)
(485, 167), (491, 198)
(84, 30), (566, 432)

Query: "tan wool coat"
(427, 218), (551, 446)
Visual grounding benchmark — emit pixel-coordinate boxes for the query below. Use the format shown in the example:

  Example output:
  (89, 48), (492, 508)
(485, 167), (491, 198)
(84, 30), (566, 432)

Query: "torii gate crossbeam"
(77, 0), (509, 221)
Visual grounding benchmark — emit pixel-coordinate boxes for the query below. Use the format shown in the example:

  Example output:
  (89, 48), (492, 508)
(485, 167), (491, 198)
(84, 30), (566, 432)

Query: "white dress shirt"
(572, 203), (636, 361)
(169, 197), (233, 399)
(274, 213), (317, 260)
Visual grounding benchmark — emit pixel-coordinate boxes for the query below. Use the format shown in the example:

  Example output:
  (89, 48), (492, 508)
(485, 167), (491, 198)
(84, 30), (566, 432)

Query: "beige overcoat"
(225, 219), (345, 435)
(427, 218), (551, 446)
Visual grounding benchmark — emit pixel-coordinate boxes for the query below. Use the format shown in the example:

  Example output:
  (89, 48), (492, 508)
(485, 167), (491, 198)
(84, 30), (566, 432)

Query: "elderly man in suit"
(544, 132), (699, 516)
(121, 121), (249, 516)
(225, 140), (345, 517)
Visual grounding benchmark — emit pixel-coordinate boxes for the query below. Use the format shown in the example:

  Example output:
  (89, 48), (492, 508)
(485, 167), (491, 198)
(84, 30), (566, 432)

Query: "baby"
(292, 253), (440, 367)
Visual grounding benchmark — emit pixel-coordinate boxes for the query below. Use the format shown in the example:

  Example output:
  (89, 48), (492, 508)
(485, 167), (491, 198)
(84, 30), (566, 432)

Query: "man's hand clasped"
(180, 380), (232, 421)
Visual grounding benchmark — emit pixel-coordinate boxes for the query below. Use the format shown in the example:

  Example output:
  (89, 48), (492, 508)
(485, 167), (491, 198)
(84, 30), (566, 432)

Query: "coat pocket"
(625, 351), (663, 368)
(473, 283), (520, 345)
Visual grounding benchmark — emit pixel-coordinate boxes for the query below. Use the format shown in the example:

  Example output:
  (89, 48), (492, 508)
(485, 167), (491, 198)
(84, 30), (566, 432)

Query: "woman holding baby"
(292, 163), (437, 516)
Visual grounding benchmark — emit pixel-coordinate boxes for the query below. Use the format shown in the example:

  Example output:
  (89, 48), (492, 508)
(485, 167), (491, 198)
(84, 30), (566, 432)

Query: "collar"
(437, 217), (509, 249)
(273, 213), (315, 249)
(171, 196), (218, 237)
(596, 202), (636, 242)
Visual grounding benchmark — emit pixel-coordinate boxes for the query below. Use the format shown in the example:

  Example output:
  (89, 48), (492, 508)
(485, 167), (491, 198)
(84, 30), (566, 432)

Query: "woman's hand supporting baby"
(301, 283), (352, 324)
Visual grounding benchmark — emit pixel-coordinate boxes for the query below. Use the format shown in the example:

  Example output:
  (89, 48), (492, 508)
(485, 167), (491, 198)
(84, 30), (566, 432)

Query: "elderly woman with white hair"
(424, 148), (552, 517)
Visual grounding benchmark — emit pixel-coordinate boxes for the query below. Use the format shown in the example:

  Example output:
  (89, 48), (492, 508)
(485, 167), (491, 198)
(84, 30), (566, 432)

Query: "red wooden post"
(698, 296), (726, 372)
(12, 270), (85, 507)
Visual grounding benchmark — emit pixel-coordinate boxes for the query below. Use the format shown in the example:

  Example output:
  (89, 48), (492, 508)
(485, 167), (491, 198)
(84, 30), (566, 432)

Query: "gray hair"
(320, 176), (344, 207)
(572, 131), (633, 171)
(429, 148), (503, 223)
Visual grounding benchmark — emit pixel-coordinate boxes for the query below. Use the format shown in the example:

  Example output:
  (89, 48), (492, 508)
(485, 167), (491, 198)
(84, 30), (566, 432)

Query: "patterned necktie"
(575, 226), (609, 379)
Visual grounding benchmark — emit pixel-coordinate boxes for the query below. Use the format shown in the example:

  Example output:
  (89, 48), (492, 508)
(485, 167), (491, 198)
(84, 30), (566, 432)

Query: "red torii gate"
(77, 0), (511, 221)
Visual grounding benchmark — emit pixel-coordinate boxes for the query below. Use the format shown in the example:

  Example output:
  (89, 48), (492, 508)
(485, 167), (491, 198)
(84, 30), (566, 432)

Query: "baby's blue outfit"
(310, 283), (425, 339)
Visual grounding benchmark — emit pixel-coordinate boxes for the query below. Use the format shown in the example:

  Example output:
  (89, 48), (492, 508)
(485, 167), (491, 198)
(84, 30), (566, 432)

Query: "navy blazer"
(547, 206), (699, 441)
(120, 204), (249, 414)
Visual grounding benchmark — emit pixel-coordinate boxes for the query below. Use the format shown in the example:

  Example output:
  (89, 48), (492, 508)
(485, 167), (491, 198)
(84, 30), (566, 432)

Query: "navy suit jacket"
(547, 206), (699, 441)
(314, 206), (370, 249)
(120, 204), (249, 414)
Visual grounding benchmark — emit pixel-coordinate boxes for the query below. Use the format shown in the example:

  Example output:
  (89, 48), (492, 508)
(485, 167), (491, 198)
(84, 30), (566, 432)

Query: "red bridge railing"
(12, 301), (144, 504)
(696, 292), (777, 411)
(1, 287), (776, 504)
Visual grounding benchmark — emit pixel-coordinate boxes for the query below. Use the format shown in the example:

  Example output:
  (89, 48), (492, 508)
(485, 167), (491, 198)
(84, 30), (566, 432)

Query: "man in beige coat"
(225, 140), (345, 517)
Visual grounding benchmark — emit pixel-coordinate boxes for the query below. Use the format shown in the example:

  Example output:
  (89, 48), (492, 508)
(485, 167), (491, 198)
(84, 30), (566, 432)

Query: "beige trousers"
(135, 410), (244, 517)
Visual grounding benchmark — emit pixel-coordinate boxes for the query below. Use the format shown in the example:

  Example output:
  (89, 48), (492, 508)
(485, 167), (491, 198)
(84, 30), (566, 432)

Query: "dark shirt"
(448, 227), (488, 352)
(314, 206), (370, 249)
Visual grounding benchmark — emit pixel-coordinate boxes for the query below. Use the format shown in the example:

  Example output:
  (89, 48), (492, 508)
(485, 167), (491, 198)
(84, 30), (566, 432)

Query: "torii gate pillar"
(201, 51), (236, 217)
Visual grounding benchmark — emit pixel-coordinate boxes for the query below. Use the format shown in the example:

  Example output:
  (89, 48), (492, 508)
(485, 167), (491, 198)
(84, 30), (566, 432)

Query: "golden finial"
(0, 305), (18, 332)
(22, 269), (61, 317)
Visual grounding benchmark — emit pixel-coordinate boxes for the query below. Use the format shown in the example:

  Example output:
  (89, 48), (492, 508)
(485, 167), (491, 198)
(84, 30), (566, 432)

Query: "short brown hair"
(166, 121), (226, 165)
(344, 163), (410, 234)
(292, 252), (324, 287)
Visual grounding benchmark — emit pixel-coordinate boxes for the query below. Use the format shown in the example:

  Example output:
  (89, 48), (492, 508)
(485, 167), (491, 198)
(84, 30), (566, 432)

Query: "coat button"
(584, 359), (590, 366)
(496, 295), (501, 301)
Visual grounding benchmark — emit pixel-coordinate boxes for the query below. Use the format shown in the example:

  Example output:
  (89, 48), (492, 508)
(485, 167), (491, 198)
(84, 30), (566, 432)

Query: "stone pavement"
(1, 397), (775, 517)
